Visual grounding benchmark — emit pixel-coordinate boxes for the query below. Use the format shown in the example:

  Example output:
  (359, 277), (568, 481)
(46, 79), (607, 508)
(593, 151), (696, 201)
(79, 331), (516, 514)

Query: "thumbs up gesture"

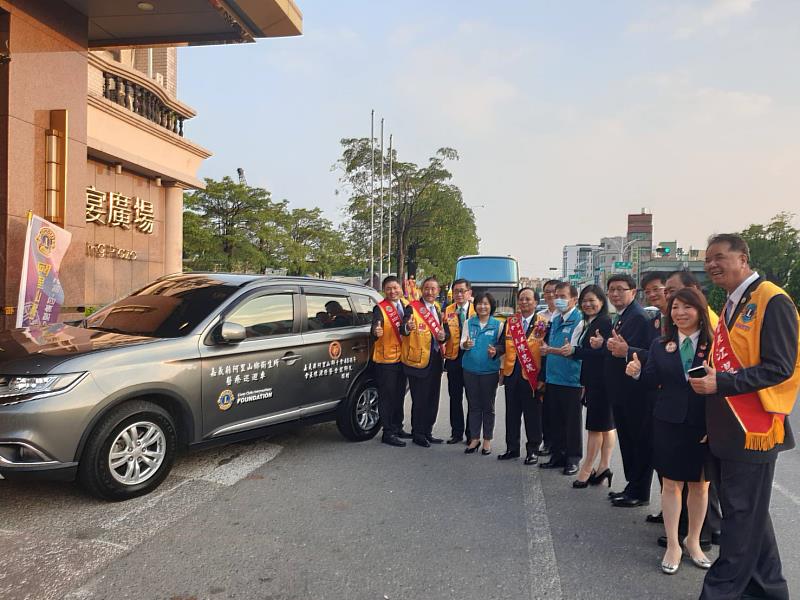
(625, 352), (642, 378)
(607, 330), (629, 358)
(589, 329), (604, 349)
(559, 338), (573, 356)
(374, 323), (384, 338)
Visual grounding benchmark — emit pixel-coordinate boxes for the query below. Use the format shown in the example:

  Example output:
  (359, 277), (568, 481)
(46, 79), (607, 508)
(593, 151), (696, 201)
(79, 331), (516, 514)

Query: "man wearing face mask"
(401, 276), (450, 448)
(539, 282), (584, 475)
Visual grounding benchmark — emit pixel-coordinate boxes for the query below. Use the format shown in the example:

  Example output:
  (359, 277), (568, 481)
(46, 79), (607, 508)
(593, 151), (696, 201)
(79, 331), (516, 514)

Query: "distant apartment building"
(627, 210), (653, 283)
(562, 244), (601, 285)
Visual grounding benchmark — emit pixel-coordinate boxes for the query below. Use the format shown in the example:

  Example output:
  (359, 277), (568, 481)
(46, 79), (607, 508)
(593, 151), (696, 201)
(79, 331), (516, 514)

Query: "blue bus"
(454, 255), (520, 317)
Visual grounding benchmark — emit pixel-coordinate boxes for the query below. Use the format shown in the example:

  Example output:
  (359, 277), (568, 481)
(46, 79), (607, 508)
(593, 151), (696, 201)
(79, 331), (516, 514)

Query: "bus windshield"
(455, 257), (518, 283)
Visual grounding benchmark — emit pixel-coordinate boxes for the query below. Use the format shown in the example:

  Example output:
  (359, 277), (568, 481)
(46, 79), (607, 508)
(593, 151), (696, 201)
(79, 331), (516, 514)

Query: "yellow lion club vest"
(401, 305), (435, 369)
(502, 315), (544, 377)
(443, 302), (476, 360)
(372, 299), (408, 364)
(727, 281), (800, 418)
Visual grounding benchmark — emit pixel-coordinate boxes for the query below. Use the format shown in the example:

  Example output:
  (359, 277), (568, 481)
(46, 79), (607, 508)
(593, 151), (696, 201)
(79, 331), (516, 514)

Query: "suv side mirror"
(218, 321), (246, 344)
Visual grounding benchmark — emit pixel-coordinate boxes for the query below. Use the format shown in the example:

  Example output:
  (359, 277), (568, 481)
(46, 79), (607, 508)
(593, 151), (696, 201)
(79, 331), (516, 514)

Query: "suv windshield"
(85, 276), (240, 338)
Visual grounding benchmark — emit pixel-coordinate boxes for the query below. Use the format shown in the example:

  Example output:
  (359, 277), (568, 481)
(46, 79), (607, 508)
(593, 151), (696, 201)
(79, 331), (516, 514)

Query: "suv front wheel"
(336, 378), (381, 441)
(78, 400), (177, 501)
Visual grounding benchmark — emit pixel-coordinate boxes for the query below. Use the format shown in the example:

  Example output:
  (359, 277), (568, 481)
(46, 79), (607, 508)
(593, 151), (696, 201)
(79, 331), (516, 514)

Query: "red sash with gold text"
(713, 318), (786, 451)
(410, 300), (445, 356)
(379, 299), (403, 344)
(508, 313), (540, 393)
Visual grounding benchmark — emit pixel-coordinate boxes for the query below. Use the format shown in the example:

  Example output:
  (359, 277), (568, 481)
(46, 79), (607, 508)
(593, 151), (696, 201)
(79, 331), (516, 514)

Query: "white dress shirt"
(725, 271), (760, 322)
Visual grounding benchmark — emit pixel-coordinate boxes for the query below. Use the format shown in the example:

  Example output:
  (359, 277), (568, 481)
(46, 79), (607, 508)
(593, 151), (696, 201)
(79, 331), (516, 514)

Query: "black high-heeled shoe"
(481, 447), (492, 456)
(572, 470), (596, 489)
(465, 444), (480, 454)
(589, 468), (613, 487)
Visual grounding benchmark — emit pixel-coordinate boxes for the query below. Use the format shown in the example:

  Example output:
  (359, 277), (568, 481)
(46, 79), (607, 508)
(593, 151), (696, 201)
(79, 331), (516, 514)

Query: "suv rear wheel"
(336, 378), (381, 441)
(78, 400), (177, 501)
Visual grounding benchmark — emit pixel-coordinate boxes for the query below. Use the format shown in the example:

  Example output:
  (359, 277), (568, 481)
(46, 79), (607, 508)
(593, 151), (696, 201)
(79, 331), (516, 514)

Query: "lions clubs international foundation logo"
(217, 389), (235, 411)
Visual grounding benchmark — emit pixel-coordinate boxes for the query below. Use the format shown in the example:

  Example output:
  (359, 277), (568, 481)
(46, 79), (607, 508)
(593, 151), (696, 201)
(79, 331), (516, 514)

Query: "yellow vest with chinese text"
(372, 299), (407, 364)
(401, 305), (434, 369)
(443, 302), (476, 360)
(502, 315), (544, 378)
(725, 281), (800, 416)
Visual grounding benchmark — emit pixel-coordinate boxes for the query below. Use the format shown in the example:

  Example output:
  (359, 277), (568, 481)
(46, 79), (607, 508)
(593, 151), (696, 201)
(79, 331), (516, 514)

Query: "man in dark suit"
(401, 276), (449, 448)
(691, 234), (798, 600)
(443, 278), (474, 444)
(604, 273), (660, 507)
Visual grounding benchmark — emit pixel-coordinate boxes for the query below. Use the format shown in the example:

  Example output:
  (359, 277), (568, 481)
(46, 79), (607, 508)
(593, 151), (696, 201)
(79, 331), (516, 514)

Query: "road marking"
(773, 481), (800, 507)
(523, 466), (563, 600)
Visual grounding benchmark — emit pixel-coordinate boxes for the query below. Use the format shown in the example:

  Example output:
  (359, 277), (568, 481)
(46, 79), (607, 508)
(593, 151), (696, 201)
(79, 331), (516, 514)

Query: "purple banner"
(16, 215), (72, 328)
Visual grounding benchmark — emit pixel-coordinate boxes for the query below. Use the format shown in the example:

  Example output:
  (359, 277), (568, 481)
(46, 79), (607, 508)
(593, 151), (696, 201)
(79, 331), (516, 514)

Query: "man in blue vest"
(539, 282), (584, 475)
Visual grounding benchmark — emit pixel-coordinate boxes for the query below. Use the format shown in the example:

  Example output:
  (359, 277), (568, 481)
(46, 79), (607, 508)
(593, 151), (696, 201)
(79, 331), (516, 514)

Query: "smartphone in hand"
(687, 365), (707, 379)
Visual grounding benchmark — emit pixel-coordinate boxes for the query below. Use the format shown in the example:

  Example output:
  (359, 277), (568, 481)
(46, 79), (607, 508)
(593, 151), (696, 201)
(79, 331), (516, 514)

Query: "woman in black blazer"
(626, 287), (713, 575)
(559, 285), (615, 488)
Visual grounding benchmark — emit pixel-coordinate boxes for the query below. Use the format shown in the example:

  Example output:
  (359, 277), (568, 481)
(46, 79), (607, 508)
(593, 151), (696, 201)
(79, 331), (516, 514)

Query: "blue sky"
(179, 0), (800, 276)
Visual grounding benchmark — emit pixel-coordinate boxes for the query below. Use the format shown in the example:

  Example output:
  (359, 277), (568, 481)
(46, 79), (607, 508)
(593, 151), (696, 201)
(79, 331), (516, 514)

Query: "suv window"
(227, 294), (294, 338)
(305, 295), (354, 330)
(351, 294), (377, 325)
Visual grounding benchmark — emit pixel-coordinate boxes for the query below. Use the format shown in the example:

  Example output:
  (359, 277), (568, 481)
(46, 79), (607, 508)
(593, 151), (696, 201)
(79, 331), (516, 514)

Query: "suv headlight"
(0, 373), (86, 401)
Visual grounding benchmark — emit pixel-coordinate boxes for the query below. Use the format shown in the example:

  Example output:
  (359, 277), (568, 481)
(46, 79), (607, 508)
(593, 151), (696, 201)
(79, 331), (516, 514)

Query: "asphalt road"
(1, 379), (798, 600)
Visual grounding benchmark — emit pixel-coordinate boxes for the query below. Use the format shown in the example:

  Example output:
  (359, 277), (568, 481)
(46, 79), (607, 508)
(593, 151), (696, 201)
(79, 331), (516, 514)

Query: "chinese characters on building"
(86, 186), (155, 234)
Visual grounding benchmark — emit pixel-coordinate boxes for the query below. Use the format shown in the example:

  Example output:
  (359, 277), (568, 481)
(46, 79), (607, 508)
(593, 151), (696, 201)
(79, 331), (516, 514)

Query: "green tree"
(740, 212), (800, 305)
(336, 139), (479, 284)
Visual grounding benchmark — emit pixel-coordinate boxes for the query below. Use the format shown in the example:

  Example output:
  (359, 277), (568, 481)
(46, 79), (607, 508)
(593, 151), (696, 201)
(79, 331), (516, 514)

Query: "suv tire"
(78, 400), (177, 501)
(336, 378), (381, 441)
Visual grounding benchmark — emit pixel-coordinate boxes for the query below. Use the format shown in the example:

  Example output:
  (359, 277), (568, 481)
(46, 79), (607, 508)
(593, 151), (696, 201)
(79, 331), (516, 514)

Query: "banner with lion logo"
(16, 214), (72, 328)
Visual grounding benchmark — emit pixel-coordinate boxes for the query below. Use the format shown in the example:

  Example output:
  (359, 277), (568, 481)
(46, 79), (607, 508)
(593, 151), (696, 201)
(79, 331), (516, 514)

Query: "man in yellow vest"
(402, 276), (449, 448)
(372, 275), (410, 447)
(498, 287), (546, 464)
(443, 278), (476, 444)
(691, 234), (798, 600)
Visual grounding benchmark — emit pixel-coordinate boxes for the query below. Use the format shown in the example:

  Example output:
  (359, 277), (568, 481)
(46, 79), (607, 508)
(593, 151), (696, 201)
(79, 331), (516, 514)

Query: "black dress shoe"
(539, 459), (565, 469)
(426, 435), (444, 444)
(658, 535), (711, 552)
(446, 436), (463, 444)
(612, 496), (649, 508)
(397, 430), (413, 439)
(534, 445), (551, 456)
(563, 464), (579, 476)
(524, 453), (538, 465)
(646, 512), (664, 524)
(608, 491), (626, 501)
(412, 436), (431, 448)
(498, 450), (520, 461)
(381, 435), (406, 447)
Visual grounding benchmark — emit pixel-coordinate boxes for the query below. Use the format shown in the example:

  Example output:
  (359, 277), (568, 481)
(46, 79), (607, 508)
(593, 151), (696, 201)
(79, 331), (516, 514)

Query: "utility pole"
(369, 110), (375, 288)
(387, 133), (393, 275)
(379, 118), (385, 283)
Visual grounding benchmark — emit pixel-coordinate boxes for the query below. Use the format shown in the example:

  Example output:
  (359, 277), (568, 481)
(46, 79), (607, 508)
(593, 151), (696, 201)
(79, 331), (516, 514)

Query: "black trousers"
(548, 384), (583, 464)
(612, 391), (654, 501)
(504, 367), (542, 454)
(446, 359), (469, 439)
(375, 363), (405, 437)
(541, 382), (554, 448)
(464, 371), (499, 440)
(408, 359), (442, 437)
(700, 458), (789, 600)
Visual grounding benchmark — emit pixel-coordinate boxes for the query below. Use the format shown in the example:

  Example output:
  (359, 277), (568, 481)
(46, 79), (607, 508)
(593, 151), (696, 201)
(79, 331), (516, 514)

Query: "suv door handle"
(351, 344), (368, 351)
(281, 352), (302, 364)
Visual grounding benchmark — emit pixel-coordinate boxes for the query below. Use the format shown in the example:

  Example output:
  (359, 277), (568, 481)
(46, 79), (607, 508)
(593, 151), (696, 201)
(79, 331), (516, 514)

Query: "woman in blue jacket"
(461, 292), (505, 455)
(626, 287), (713, 575)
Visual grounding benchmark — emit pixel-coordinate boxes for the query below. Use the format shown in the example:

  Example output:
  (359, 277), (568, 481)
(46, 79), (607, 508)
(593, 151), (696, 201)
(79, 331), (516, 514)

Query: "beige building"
(0, 0), (302, 329)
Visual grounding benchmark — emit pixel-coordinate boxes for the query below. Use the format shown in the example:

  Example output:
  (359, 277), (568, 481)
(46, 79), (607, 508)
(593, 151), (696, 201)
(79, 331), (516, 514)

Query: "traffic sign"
(614, 261), (632, 269)
(568, 274), (582, 281)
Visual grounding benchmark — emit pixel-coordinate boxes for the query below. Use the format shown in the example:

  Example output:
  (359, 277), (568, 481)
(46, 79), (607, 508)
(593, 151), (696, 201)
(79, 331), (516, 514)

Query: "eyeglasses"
(607, 287), (632, 293)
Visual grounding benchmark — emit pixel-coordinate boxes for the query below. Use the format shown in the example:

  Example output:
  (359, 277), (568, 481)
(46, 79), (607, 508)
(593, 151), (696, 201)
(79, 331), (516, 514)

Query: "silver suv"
(0, 274), (382, 500)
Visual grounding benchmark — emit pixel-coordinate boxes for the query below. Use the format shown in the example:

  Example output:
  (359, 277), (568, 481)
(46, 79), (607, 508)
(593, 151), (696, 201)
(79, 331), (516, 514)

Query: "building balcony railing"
(102, 71), (186, 136)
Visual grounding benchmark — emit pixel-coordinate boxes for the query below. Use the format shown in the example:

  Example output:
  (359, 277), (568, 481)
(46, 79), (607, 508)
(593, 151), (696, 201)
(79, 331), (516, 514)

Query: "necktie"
(523, 317), (530, 335)
(458, 306), (465, 326)
(680, 337), (694, 373)
(612, 313), (620, 326)
(725, 298), (735, 324)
